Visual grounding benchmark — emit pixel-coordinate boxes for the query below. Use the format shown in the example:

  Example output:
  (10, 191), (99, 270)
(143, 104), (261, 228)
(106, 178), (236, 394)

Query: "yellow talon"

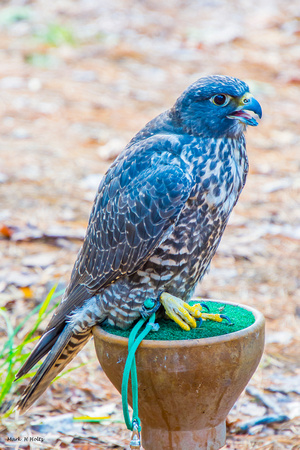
(160, 293), (201, 331)
(171, 315), (191, 331)
(201, 313), (224, 323)
(159, 293), (231, 330)
(185, 302), (203, 318)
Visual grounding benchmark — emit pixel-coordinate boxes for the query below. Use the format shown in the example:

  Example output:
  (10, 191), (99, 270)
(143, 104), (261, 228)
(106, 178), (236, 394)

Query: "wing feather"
(46, 148), (192, 331)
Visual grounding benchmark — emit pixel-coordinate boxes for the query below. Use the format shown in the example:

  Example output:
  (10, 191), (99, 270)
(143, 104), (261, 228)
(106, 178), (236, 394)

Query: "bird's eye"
(210, 94), (230, 107)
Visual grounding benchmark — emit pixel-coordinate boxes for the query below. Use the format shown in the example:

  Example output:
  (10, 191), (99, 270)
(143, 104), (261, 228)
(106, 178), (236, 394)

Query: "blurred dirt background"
(0, 0), (299, 449)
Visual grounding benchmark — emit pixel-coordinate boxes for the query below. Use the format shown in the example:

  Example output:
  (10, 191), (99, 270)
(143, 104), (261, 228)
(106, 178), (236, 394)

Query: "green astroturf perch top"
(101, 302), (255, 340)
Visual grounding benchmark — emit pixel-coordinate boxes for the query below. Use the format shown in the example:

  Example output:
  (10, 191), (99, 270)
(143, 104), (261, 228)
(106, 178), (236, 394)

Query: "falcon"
(16, 75), (262, 413)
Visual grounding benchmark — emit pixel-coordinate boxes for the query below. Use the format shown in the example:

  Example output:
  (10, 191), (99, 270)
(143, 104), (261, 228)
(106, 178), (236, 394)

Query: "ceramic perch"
(93, 300), (265, 450)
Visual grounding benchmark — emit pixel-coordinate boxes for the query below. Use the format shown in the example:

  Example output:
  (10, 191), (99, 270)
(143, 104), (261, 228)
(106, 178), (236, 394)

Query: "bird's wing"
(46, 151), (192, 331)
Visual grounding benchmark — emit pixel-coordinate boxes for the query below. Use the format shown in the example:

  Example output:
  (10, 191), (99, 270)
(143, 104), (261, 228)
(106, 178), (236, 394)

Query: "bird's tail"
(16, 326), (91, 414)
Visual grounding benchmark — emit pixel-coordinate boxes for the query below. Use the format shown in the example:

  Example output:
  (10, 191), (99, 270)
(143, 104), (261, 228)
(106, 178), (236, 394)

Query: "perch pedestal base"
(93, 300), (265, 450)
(142, 421), (226, 450)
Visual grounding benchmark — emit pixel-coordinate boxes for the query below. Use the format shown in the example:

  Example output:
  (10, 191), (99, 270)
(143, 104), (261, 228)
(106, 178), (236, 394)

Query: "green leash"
(121, 300), (158, 447)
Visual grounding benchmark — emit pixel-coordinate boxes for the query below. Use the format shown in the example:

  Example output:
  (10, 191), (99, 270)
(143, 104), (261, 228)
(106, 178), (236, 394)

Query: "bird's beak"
(227, 92), (262, 127)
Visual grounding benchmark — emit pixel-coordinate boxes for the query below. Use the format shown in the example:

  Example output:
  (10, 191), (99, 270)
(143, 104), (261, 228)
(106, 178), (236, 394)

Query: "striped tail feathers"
(15, 324), (64, 380)
(16, 326), (91, 414)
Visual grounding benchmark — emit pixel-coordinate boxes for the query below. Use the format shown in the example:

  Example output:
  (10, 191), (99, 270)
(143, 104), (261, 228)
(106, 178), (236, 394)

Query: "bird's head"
(172, 75), (262, 138)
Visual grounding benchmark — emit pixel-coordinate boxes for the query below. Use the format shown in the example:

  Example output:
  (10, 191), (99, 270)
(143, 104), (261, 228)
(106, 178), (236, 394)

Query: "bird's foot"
(160, 293), (232, 331)
(160, 292), (204, 331)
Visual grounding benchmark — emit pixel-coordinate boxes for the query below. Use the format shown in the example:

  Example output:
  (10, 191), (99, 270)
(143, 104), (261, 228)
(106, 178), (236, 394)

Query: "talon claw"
(200, 302), (210, 312)
(196, 317), (203, 328)
(220, 314), (233, 325)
